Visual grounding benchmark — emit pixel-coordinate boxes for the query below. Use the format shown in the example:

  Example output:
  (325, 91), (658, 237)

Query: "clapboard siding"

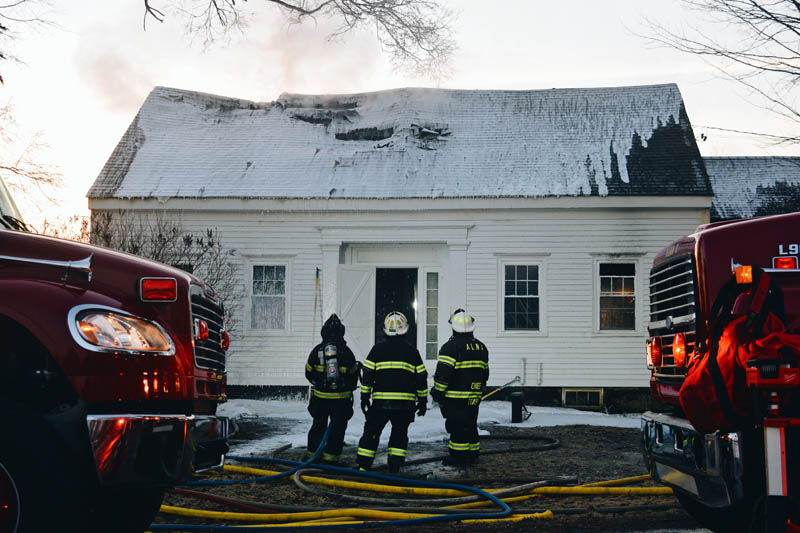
(93, 204), (705, 388)
(464, 208), (702, 387)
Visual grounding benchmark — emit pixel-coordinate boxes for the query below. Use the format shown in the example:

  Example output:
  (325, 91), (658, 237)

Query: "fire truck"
(0, 177), (230, 532)
(642, 212), (799, 533)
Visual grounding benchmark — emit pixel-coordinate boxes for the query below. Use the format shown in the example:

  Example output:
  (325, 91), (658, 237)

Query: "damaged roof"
(706, 156), (800, 221)
(88, 84), (711, 201)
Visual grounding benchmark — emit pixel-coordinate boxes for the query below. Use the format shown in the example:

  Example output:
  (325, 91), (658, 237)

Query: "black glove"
(361, 397), (371, 415)
(416, 401), (427, 417)
(430, 388), (443, 403)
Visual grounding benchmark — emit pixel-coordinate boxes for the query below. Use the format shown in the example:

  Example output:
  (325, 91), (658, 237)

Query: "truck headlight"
(68, 305), (175, 355)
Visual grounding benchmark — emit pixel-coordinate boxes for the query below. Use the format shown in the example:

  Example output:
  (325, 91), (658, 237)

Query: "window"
(599, 263), (635, 330)
(503, 264), (539, 330)
(563, 388), (603, 410)
(425, 272), (439, 360)
(251, 265), (286, 329)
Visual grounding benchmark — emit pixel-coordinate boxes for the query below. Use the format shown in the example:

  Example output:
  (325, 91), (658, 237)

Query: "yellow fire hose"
(582, 473), (653, 487)
(222, 464), (670, 499)
(446, 473), (670, 510)
(158, 504), (555, 527)
(224, 464), (484, 497)
(160, 505), (435, 522)
(156, 469), (673, 528)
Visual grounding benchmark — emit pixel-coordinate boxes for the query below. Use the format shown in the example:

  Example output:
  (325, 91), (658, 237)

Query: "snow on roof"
(88, 84), (710, 201)
(706, 157), (800, 220)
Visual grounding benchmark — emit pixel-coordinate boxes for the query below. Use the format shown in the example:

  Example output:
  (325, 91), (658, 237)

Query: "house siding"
(92, 202), (707, 389)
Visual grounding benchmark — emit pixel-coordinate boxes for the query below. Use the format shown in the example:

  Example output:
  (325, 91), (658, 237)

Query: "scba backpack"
(679, 267), (800, 433)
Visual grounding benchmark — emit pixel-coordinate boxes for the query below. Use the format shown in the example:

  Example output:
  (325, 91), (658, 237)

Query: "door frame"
(338, 243), (448, 359)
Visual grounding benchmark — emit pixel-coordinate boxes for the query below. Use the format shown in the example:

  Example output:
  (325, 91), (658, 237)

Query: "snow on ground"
(218, 398), (641, 456)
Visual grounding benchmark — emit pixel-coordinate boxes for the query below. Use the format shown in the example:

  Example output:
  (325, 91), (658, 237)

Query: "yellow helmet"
(383, 311), (409, 336)
(449, 308), (475, 333)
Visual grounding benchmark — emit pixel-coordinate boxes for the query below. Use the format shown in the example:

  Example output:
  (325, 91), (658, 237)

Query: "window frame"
(496, 255), (548, 337)
(245, 256), (293, 334)
(593, 256), (641, 335)
(423, 269), (441, 361)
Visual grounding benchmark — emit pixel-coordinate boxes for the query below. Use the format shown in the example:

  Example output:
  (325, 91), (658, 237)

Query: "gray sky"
(4, 0), (799, 225)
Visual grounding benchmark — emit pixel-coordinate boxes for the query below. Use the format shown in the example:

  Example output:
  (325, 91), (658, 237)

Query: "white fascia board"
(88, 196), (714, 212)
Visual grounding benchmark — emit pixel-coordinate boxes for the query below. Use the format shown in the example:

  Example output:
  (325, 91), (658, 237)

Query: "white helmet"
(383, 311), (409, 336)
(449, 308), (475, 333)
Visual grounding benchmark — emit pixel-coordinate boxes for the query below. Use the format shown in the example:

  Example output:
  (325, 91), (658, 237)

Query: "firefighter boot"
(387, 455), (404, 474)
(442, 455), (467, 467)
(356, 456), (373, 471)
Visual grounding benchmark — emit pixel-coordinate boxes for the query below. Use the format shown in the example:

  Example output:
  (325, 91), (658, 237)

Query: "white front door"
(337, 265), (375, 361)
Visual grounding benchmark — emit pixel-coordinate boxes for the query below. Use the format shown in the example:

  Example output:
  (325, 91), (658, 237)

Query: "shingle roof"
(706, 156), (800, 221)
(88, 84), (711, 201)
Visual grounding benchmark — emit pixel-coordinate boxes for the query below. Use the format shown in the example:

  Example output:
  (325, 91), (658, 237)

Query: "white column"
(447, 240), (469, 312)
(320, 241), (341, 319)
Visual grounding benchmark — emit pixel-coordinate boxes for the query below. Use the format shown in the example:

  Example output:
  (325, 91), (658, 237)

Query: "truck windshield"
(0, 176), (28, 231)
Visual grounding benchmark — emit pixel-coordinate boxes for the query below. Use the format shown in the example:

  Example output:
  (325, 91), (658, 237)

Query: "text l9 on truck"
(642, 212), (799, 533)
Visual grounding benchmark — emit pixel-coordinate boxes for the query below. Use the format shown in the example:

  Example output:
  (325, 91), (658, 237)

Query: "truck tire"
(0, 460), (20, 533)
(87, 486), (166, 533)
(675, 492), (759, 533)
(0, 407), (90, 532)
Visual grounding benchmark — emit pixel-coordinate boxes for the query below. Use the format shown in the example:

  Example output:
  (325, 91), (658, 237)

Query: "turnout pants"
(357, 408), (415, 472)
(442, 401), (480, 464)
(306, 396), (353, 463)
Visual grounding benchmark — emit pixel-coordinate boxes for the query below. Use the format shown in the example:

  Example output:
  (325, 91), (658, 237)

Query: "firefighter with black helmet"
(357, 311), (428, 473)
(431, 308), (489, 466)
(304, 313), (360, 464)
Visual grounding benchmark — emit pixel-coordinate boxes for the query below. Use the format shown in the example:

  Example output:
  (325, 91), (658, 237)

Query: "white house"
(88, 84), (713, 409)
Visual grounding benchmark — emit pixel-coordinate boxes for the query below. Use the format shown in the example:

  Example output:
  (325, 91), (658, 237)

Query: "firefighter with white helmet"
(304, 314), (360, 465)
(356, 311), (428, 473)
(431, 308), (489, 466)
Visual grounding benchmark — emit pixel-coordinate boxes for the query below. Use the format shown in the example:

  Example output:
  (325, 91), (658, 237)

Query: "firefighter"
(304, 313), (360, 465)
(430, 308), (489, 466)
(357, 311), (428, 473)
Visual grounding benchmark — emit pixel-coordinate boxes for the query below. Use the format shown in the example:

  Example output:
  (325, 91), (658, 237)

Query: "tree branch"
(141, 0), (454, 76)
(143, 0), (165, 30)
(644, 0), (800, 142)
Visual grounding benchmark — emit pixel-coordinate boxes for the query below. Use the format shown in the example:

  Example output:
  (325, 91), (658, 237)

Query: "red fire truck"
(0, 178), (230, 532)
(642, 212), (799, 533)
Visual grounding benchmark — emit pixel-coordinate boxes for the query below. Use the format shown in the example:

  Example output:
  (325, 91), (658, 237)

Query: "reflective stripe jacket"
(361, 337), (428, 411)
(432, 332), (489, 406)
(305, 339), (359, 400)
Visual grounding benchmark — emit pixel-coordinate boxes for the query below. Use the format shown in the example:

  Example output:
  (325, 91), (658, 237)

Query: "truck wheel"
(87, 487), (166, 533)
(0, 461), (20, 533)
(0, 409), (89, 532)
(675, 492), (758, 533)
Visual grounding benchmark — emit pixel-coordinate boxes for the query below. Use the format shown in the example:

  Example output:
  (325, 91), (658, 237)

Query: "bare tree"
(90, 210), (243, 332)
(36, 214), (90, 242)
(143, 0), (455, 77)
(0, 1), (61, 204)
(647, 0), (800, 144)
(0, 0), (53, 84)
(0, 101), (62, 200)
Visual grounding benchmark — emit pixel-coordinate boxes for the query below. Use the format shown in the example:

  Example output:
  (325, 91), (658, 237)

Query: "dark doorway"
(375, 268), (418, 347)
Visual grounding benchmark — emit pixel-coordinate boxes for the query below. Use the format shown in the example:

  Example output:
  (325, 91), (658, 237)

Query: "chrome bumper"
(86, 414), (229, 486)
(641, 411), (745, 508)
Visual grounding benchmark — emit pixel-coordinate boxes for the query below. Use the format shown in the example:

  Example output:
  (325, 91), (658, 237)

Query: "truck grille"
(650, 254), (696, 329)
(190, 285), (226, 372)
(649, 254), (697, 378)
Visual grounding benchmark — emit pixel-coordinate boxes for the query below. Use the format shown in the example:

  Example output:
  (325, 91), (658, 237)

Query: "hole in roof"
(335, 127), (394, 141)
